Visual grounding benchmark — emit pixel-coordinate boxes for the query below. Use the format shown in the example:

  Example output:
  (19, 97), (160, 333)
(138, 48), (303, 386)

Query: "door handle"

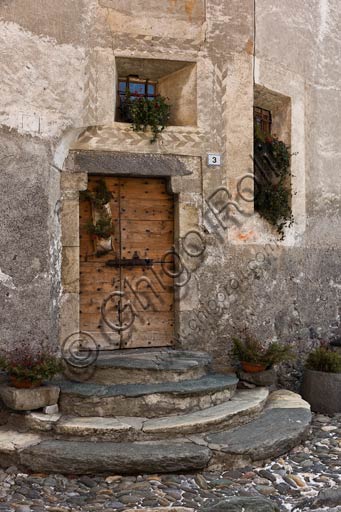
(106, 251), (153, 268)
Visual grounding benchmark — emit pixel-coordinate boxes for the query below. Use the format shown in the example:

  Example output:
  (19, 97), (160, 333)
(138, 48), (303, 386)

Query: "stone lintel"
(70, 150), (193, 177)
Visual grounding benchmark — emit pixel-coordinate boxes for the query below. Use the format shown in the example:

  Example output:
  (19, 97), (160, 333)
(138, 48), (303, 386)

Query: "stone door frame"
(59, 149), (202, 352)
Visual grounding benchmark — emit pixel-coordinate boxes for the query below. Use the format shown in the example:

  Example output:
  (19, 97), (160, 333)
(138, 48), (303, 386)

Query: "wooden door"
(79, 176), (175, 349)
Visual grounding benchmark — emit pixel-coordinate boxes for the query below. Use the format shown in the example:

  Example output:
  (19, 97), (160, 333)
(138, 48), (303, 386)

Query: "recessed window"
(117, 76), (157, 122)
(115, 57), (197, 127)
(254, 106), (272, 135)
(253, 87), (292, 239)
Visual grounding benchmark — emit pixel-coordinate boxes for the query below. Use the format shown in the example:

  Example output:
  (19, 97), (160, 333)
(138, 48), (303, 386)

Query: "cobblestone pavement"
(0, 413), (340, 512)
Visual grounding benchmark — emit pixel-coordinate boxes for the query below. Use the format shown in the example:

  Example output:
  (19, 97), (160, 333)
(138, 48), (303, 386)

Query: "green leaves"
(86, 217), (114, 239)
(80, 179), (112, 209)
(123, 92), (171, 143)
(231, 336), (293, 368)
(254, 129), (293, 239)
(0, 353), (63, 383)
(306, 348), (341, 373)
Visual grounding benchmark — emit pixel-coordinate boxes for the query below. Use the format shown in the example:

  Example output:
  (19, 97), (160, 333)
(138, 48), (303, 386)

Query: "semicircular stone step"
(65, 349), (212, 385)
(49, 388), (269, 441)
(57, 373), (238, 418)
(0, 390), (311, 475)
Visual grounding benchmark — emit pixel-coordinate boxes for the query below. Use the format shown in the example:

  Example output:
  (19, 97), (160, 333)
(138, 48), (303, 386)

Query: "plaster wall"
(0, 0), (340, 389)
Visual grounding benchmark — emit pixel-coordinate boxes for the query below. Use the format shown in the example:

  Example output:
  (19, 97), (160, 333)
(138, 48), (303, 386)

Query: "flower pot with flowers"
(121, 90), (171, 143)
(0, 347), (63, 411)
(231, 334), (293, 374)
(0, 348), (63, 389)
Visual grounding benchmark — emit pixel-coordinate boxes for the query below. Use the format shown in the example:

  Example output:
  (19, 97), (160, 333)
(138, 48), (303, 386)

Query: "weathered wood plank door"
(79, 176), (175, 349)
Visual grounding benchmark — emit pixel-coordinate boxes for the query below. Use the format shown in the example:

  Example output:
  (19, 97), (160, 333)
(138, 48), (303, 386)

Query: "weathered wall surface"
(0, 128), (57, 351)
(0, 1), (89, 351)
(0, 0), (340, 389)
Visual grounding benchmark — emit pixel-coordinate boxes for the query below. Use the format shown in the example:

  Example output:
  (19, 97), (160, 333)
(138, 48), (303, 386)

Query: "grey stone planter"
(0, 385), (60, 411)
(301, 369), (341, 415)
(238, 368), (277, 387)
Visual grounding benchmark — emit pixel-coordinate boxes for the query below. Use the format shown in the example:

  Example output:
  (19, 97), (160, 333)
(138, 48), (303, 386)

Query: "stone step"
(18, 388), (268, 441)
(142, 388), (269, 437)
(19, 439), (212, 475)
(0, 391), (311, 475)
(57, 373), (238, 418)
(206, 390), (312, 469)
(65, 349), (212, 385)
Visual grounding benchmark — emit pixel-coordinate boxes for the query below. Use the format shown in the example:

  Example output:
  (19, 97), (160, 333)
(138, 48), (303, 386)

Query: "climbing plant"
(254, 126), (293, 239)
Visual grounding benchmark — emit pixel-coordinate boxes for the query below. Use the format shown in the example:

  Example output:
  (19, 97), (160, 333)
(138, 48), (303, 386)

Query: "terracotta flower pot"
(9, 376), (42, 389)
(241, 361), (267, 373)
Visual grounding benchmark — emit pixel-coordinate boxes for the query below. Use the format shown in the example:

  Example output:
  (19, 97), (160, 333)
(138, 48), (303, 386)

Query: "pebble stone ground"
(0, 413), (340, 512)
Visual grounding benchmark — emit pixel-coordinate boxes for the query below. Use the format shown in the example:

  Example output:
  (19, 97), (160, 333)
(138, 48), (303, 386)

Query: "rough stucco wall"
(179, 0), (341, 388)
(256, 0), (341, 244)
(0, 0), (340, 391)
(0, 129), (55, 351)
(0, 1), (91, 352)
(180, 0), (341, 388)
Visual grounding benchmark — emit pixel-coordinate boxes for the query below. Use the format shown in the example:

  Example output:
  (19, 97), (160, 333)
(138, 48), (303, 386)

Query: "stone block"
(238, 368), (277, 387)
(25, 412), (61, 431)
(59, 292), (80, 345)
(0, 430), (41, 453)
(0, 385), (60, 411)
(20, 439), (211, 474)
(62, 246), (80, 293)
(61, 198), (79, 247)
(61, 171), (87, 192)
(43, 404), (59, 415)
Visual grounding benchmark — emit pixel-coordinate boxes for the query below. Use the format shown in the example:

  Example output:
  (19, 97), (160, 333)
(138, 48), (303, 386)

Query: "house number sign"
(207, 153), (222, 166)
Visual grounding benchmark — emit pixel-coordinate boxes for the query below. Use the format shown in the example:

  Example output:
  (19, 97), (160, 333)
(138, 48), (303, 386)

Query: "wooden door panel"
(80, 176), (174, 349)
(120, 198), (173, 221)
(120, 178), (170, 198)
(123, 292), (173, 312)
(121, 311), (175, 349)
(121, 266), (174, 294)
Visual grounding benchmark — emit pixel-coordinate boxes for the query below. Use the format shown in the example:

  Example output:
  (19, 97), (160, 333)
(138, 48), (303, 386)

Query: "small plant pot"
(9, 376), (42, 389)
(301, 369), (341, 414)
(241, 361), (267, 373)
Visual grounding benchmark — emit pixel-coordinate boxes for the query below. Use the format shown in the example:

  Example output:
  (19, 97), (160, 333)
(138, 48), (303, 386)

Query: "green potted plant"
(0, 349), (63, 389)
(122, 91), (171, 143)
(231, 335), (293, 373)
(301, 346), (341, 414)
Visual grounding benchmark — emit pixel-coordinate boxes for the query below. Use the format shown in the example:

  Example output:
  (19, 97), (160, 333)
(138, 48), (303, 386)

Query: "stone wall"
(0, 0), (340, 389)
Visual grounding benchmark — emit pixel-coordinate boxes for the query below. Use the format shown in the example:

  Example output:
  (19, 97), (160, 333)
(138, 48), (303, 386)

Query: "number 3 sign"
(207, 154), (221, 166)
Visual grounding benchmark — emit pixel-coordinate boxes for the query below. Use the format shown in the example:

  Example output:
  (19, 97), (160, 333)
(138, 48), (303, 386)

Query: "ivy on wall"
(254, 127), (293, 239)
